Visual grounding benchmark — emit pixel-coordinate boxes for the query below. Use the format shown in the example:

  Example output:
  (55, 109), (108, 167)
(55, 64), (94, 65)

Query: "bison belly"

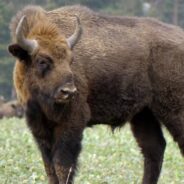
(87, 70), (151, 127)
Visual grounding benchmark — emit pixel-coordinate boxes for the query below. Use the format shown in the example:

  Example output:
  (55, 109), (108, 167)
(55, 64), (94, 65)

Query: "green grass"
(0, 118), (183, 184)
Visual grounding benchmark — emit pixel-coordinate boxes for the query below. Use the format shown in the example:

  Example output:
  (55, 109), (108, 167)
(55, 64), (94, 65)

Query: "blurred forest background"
(0, 0), (184, 99)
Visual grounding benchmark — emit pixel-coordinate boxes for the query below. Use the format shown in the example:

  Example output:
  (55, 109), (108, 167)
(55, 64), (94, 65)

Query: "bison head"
(8, 15), (82, 110)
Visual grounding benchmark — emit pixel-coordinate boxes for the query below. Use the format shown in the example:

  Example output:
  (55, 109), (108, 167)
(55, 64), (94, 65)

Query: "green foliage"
(0, 57), (14, 99)
(0, 118), (184, 183)
(0, 2), (12, 43)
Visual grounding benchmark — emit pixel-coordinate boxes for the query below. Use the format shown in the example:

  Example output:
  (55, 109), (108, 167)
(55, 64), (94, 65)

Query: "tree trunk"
(173, 0), (179, 25)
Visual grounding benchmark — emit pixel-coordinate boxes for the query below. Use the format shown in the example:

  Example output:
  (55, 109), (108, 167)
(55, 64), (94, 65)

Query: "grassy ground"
(0, 118), (183, 184)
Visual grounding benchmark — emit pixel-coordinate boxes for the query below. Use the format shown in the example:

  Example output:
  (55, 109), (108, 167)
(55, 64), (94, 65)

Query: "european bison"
(8, 5), (184, 184)
(0, 100), (24, 119)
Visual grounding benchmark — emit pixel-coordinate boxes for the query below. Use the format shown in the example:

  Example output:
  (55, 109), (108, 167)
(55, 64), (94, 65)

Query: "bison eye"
(36, 59), (50, 76)
(38, 60), (48, 70)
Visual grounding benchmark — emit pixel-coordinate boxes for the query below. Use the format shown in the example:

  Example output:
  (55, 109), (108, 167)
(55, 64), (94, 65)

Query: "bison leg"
(33, 136), (58, 184)
(162, 111), (184, 155)
(130, 108), (166, 184)
(26, 101), (58, 184)
(52, 127), (83, 184)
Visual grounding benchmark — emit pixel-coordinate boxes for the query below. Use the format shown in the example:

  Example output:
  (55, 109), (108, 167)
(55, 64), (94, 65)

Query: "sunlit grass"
(0, 118), (183, 184)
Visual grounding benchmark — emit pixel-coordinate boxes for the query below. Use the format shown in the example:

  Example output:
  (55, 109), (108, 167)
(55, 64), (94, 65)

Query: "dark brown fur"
(8, 5), (184, 184)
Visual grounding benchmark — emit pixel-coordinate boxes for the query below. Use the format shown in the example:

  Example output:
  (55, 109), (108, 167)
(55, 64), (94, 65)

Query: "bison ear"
(8, 43), (30, 62)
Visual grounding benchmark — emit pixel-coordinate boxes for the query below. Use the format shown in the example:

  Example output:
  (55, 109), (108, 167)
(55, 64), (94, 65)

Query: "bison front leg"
(34, 136), (59, 184)
(130, 108), (166, 184)
(52, 127), (83, 184)
(26, 101), (58, 184)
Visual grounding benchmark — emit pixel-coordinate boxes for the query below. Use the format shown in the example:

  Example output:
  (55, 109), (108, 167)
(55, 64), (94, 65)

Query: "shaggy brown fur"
(8, 5), (184, 184)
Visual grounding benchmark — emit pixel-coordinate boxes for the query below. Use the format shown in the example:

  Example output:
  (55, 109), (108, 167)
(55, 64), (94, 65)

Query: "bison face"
(28, 46), (77, 104)
(8, 16), (82, 107)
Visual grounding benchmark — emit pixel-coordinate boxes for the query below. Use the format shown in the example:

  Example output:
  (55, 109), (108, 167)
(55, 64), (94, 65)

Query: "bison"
(0, 100), (24, 119)
(8, 5), (184, 184)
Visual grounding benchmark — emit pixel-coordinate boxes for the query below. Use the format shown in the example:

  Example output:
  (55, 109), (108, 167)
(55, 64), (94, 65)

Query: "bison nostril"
(60, 89), (69, 95)
(55, 86), (77, 101)
(60, 87), (77, 93)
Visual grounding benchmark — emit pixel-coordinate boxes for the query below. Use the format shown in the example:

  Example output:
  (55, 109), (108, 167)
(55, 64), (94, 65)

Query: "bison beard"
(31, 88), (72, 122)
(8, 4), (184, 184)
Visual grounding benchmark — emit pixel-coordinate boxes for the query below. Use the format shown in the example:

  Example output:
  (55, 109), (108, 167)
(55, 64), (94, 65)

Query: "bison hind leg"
(130, 107), (166, 184)
(161, 110), (184, 156)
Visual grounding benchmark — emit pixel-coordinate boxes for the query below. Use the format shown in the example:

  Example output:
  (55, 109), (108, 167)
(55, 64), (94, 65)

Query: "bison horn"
(15, 15), (38, 54)
(67, 16), (82, 49)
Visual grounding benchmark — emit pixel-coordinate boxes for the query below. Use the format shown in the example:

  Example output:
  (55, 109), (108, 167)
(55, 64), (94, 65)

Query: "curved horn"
(15, 15), (38, 54)
(67, 16), (82, 49)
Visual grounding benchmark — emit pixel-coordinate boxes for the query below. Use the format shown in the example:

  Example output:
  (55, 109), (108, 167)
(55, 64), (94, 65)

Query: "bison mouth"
(43, 94), (70, 106)
(34, 89), (76, 105)
(54, 92), (71, 103)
